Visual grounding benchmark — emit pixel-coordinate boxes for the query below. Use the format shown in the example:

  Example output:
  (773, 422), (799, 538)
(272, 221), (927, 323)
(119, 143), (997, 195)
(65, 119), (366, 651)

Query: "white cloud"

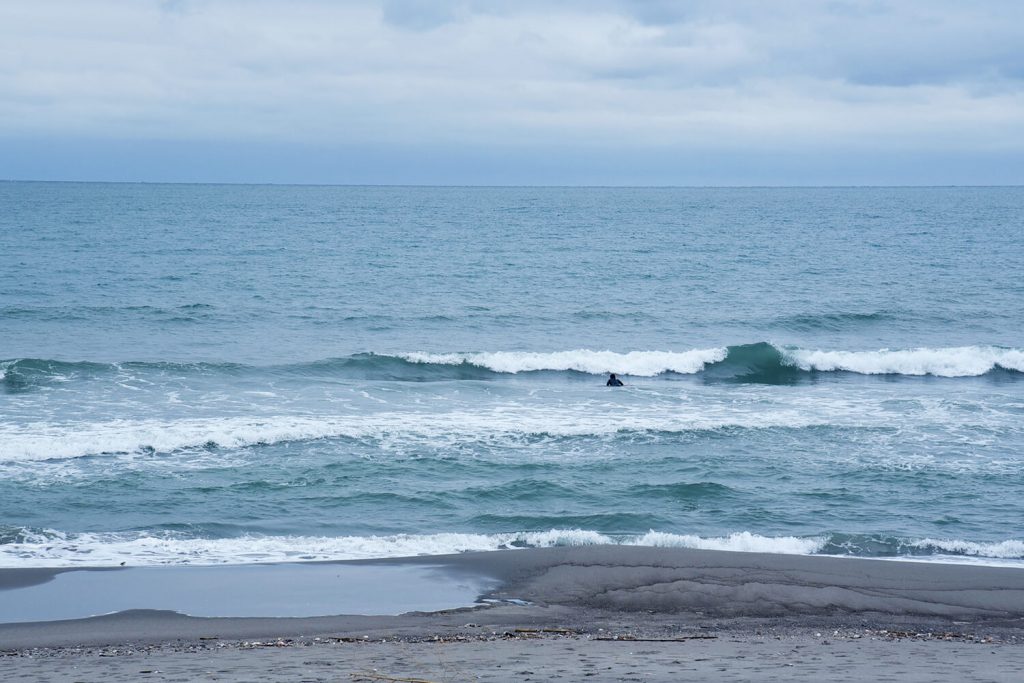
(0, 0), (1022, 156)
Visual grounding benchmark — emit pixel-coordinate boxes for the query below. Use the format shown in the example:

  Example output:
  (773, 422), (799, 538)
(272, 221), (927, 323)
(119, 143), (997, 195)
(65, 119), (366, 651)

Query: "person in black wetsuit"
(606, 373), (624, 386)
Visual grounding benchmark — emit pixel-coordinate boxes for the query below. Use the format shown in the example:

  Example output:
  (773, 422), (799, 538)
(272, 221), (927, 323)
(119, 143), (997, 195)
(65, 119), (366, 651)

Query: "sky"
(1, 0), (1023, 185)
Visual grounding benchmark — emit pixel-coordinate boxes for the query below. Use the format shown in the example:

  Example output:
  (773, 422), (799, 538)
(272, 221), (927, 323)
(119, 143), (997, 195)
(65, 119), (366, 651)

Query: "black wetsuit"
(606, 377), (624, 386)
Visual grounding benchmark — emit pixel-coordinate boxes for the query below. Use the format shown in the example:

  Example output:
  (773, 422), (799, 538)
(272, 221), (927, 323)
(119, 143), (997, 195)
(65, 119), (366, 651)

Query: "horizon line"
(3, 179), (1023, 189)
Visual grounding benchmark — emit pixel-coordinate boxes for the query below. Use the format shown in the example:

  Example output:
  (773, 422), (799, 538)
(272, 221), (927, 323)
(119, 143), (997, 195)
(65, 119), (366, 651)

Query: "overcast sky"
(2, 0), (1023, 184)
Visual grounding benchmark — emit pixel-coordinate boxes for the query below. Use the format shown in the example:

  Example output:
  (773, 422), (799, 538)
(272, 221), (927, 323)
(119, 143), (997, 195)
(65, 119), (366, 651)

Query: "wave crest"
(786, 346), (1024, 377)
(910, 538), (1024, 559)
(4, 527), (1021, 568)
(401, 348), (728, 376)
(0, 410), (831, 462)
(4, 344), (1021, 390)
(0, 528), (827, 567)
(406, 344), (1024, 379)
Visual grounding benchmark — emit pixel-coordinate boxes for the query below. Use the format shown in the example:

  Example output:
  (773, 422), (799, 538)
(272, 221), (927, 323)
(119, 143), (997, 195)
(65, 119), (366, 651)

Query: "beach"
(2, 184), (1023, 679)
(3, 546), (1024, 680)
(6, 630), (1022, 682)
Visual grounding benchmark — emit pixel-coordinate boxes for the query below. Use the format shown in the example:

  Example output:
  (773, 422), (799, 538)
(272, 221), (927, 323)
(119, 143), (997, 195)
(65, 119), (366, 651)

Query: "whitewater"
(1, 183), (1023, 569)
(401, 344), (1024, 377)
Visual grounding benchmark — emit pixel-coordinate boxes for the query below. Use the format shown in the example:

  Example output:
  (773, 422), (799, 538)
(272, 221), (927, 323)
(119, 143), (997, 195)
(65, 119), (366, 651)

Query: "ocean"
(1, 182), (1022, 568)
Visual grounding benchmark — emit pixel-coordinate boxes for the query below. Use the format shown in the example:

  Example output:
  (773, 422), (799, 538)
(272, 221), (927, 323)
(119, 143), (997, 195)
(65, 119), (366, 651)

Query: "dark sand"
(3, 546), (1023, 681)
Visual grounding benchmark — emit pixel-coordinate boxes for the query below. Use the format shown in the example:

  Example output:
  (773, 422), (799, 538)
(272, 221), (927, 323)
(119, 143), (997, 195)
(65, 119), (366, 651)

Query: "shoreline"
(2, 546), (1024, 681)
(3, 546), (1023, 647)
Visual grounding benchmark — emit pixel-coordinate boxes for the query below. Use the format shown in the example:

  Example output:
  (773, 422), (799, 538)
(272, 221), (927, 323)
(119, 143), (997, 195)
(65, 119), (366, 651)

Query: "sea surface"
(1, 182), (1023, 568)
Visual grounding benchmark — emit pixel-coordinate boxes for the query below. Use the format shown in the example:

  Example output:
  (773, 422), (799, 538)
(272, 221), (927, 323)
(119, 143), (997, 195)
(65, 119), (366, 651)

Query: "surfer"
(606, 373), (624, 387)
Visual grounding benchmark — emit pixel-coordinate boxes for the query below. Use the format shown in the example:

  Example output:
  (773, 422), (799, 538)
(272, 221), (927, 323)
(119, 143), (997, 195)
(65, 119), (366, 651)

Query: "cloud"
(381, 0), (458, 31)
(0, 0), (1022, 182)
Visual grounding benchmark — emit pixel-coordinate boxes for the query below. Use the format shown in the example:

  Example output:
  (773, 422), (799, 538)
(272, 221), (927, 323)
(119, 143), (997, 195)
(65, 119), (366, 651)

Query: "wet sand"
(2, 546), (1024, 681)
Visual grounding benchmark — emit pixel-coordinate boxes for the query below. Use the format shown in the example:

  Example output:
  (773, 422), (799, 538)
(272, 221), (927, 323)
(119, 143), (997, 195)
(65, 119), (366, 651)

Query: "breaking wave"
(0, 409), (834, 462)
(4, 344), (1020, 390)
(2, 527), (1020, 568)
(785, 346), (1024, 377)
(402, 344), (1024, 380)
(400, 348), (728, 376)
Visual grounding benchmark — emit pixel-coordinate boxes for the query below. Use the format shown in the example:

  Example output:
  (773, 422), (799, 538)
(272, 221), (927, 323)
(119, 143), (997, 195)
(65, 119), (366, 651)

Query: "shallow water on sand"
(0, 563), (496, 622)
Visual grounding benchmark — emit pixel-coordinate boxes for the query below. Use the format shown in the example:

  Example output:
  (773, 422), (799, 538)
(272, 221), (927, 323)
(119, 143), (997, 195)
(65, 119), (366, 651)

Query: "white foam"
(401, 348), (728, 376)
(910, 537), (1024, 559)
(785, 346), (1024, 377)
(0, 528), (828, 568)
(5, 528), (1021, 568)
(0, 406), (831, 462)
(879, 555), (1024, 569)
(632, 530), (828, 555)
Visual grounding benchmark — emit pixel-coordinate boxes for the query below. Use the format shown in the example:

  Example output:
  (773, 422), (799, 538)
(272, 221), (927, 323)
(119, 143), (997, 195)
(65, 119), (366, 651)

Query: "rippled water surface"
(2, 183), (1022, 566)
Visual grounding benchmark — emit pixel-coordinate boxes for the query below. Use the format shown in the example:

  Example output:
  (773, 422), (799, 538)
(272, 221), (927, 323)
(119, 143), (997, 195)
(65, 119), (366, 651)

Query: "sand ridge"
(3, 546), (1024, 681)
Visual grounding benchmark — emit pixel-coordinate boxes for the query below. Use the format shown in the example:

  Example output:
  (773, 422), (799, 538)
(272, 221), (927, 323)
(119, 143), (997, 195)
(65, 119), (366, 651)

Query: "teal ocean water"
(2, 183), (1023, 567)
